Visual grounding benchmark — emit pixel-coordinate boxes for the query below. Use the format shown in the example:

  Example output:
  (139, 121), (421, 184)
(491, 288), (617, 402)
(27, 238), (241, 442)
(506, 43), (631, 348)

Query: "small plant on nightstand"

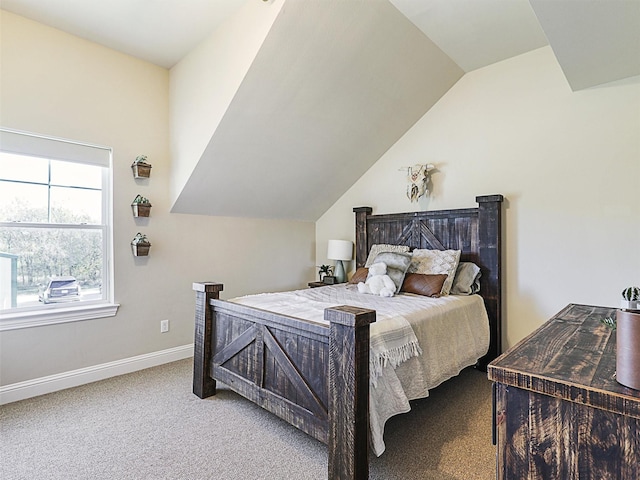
(317, 264), (333, 281)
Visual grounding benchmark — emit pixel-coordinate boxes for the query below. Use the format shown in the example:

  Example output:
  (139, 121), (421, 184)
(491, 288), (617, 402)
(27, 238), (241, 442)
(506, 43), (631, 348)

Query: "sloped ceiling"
(529, 0), (640, 91)
(170, 0), (463, 220)
(390, 0), (549, 72)
(0, 0), (245, 69)
(2, 0), (639, 221)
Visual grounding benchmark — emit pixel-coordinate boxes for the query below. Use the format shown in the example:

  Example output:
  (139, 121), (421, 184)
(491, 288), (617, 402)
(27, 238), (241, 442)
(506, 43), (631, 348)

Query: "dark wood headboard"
(353, 194), (504, 367)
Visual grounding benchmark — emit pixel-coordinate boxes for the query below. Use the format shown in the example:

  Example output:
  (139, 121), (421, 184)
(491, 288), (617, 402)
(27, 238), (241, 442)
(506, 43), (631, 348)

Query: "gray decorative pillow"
(365, 244), (410, 267)
(370, 251), (412, 293)
(451, 262), (482, 295)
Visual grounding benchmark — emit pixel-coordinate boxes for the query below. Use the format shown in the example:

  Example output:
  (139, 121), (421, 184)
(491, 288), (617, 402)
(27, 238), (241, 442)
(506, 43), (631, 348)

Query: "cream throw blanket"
(230, 284), (422, 385)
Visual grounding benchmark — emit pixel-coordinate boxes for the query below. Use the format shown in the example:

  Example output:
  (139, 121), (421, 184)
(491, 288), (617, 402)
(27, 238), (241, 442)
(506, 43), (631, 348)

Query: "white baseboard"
(0, 344), (194, 405)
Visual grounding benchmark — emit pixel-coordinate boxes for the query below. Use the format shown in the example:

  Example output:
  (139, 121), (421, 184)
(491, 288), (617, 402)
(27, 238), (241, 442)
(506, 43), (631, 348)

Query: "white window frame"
(0, 127), (118, 331)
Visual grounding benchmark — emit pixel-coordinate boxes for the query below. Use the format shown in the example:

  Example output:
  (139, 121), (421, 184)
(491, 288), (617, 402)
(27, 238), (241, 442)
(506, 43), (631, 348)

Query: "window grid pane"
(0, 153), (103, 225)
(50, 160), (102, 189)
(0, 226), (104, 309)
(0, 152), (49, 183)
(50, 186), (102, 224)
(0, 132), (110, 314)
(0, 181), (49, 222)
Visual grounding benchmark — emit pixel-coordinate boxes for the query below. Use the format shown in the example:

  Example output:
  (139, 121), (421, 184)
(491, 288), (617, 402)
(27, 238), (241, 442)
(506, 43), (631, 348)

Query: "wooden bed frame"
(192, 194), (503, 479)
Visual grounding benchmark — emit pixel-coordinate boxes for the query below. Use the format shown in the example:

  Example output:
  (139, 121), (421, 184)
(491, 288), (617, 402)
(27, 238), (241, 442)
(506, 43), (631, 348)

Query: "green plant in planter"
(131, 194), (152, 217)
(602, 286), (640, 328)
(131, 232), (151, 256)
(317, 264), (334, 281)
(132, 194), (151, 204)
(131, 232), (150, 245)
(131, 155), (152, 178)
(621, 286), (640, 311)
(616, 286), (640, 390)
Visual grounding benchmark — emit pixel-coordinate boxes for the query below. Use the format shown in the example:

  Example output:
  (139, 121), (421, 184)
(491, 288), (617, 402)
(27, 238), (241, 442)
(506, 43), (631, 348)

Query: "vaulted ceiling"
(2, 0), (639, 221)
(169, 0), (464, 220)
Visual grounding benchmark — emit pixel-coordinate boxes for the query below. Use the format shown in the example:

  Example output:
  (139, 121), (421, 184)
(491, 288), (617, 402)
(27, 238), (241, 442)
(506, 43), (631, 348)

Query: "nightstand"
(308, 281), (329, 288)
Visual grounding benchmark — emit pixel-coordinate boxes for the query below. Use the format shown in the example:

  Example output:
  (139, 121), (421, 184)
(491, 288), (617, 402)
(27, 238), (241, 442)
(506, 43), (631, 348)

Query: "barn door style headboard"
(353, 194), (504, 367)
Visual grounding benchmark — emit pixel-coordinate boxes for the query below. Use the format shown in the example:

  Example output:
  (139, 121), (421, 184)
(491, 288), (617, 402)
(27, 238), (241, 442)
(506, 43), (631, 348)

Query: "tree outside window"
(0, 129), (112, 313)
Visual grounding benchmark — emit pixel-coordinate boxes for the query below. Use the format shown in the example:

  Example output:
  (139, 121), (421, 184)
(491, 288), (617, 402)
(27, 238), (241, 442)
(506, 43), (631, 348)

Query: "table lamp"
(327, 239), (353, 283)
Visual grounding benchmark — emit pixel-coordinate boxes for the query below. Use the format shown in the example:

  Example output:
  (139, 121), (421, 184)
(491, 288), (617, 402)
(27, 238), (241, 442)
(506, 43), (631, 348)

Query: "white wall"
(0, 11), (315, 386)
(317, 46), (640, 349)
(2, 10), (638, 389)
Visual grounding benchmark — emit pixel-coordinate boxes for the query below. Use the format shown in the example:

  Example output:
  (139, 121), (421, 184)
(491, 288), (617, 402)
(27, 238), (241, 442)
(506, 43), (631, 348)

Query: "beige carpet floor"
(0, 359), (495, 479)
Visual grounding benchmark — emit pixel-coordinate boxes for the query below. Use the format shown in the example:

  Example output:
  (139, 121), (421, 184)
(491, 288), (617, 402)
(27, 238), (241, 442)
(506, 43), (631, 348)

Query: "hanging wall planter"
(131, 194), (152, 217)
(131, 232), (151, 257)
(131, 155), (152, 178)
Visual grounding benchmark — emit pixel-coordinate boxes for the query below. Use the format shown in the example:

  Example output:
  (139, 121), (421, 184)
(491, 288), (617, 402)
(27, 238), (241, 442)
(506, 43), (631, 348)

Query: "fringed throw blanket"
(367, 316), (421, 386)
(230, 284), (422, 386)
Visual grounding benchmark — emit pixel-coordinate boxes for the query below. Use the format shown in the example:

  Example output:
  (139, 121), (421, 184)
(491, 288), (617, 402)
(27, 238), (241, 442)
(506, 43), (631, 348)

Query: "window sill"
(0, 302), (120, 331)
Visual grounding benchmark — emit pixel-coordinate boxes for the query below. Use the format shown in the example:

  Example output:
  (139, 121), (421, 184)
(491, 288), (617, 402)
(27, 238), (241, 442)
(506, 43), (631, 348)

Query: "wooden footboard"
(192, 282), (375, 480)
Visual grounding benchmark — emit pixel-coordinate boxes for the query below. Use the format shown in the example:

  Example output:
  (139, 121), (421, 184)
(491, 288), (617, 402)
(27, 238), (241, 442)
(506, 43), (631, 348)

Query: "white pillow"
(408, 249), (461, 295)
(365, 244), (410, 267)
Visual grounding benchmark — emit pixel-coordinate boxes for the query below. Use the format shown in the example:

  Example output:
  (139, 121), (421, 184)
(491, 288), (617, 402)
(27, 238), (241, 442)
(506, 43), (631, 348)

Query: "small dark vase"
(616, 309), (640, 390)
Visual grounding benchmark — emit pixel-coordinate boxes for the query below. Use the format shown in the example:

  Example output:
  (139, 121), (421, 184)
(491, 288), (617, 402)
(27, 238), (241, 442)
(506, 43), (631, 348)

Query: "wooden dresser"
(488, 303), (640, 479)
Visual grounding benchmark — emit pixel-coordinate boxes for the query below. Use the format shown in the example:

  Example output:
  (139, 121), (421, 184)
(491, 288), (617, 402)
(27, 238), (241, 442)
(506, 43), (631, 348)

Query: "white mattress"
(231, 283), (490, 456)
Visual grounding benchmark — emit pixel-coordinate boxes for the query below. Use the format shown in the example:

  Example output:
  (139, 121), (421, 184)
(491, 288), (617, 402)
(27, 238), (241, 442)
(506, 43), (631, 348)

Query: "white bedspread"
(231, 285), (422, 385)
(230, 283), (489, 456)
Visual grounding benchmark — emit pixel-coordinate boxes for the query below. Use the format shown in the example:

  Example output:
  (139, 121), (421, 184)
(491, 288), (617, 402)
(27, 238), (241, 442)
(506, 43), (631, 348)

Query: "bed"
(192, 194), (503, 479)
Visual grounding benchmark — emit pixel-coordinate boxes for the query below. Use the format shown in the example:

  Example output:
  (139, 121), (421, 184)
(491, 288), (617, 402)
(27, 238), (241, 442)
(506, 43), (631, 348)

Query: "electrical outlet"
(160, 319), (169, 333)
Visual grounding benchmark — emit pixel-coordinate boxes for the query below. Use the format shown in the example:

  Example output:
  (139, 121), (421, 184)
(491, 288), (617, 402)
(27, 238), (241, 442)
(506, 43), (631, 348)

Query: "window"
(0, 128), (117, 329)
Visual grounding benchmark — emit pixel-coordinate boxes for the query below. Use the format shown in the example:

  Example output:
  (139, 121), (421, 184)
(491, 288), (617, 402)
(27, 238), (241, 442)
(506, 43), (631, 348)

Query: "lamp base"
(334, 260), (346, 283)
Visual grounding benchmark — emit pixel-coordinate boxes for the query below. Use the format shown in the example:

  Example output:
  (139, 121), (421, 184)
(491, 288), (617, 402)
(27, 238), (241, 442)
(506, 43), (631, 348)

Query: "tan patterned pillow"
(408, 249), (461, 295)
(365, 244), (410, 267)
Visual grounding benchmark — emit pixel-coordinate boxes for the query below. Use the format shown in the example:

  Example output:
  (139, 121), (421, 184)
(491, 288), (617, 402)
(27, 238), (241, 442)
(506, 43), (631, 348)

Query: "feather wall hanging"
(400, 164), (434, 203)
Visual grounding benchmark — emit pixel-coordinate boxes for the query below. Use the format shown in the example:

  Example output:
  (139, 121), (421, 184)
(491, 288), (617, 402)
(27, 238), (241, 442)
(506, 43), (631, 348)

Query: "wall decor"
(131, 194), (152, 217)
(131, 155), (152, 178)
(131, 232), (151, 256)
(401, 163), (434, 203)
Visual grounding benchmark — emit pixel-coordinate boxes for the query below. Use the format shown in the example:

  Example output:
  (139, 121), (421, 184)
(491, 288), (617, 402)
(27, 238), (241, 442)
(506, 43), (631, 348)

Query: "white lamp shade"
(327, 239), (353, 261)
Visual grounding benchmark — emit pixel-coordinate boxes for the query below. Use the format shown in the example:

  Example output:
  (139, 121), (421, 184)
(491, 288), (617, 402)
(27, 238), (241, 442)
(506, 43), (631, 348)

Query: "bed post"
(353, 207), (372, 268)
(475, 195), (503, 369)
(192, 282), (224, 399)
(327, 305), (376, 480)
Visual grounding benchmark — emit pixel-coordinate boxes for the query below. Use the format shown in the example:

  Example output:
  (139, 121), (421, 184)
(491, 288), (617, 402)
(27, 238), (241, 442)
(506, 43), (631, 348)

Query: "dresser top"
(488, 303), (640, 419)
